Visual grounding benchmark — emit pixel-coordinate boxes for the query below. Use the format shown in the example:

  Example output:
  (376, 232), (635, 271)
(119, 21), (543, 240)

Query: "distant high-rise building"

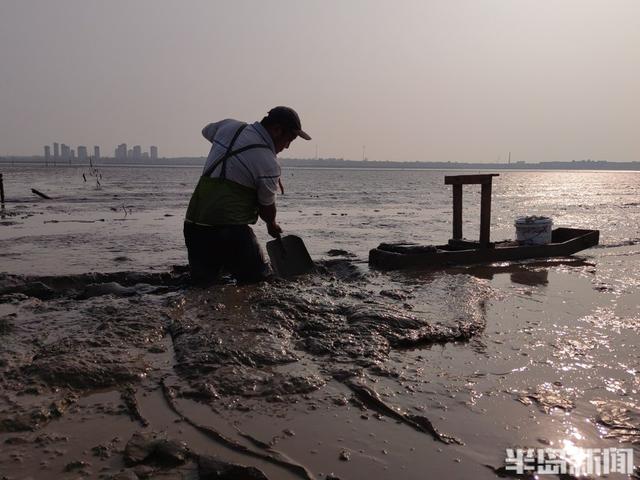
(94, 146), (100, 161)
(70, 149), (75, 162)
(61, 144), (70, 162)
(77, 146), (88, 161)
(53, 142), (59, 161)
(132, 145), (142, 161)
(142, 152), (149, 160)
(150, 145), (158, 160)
(44, 146), (51, 163)
(115, 144), (127, 160)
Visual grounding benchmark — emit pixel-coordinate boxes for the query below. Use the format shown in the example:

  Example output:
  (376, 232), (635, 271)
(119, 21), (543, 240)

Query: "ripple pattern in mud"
(169, 260), (489, 402)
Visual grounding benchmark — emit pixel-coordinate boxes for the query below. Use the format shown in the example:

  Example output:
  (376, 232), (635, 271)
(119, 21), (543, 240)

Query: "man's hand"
(267, 221), (282, 239)
(259, 203), (282, 238)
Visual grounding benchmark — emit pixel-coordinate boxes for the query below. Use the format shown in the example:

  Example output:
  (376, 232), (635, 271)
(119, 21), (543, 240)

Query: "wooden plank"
(444, 174), (499, 185)
(448, 238), (482, 250)
(452, 184), (463, 239)
(31, 188), (51, 200)
(479, 182), (492, 247)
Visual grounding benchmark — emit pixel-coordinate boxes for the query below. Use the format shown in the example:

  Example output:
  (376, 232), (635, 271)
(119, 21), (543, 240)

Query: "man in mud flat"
(184, 106), (311, 283)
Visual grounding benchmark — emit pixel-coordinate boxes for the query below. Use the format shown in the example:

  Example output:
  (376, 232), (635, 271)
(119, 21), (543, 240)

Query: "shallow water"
(2, 166), (638, 274)
(0, 165), (639, 479)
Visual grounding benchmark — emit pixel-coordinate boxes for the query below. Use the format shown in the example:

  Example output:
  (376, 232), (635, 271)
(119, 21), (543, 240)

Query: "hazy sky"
(1, 0), (638, 162)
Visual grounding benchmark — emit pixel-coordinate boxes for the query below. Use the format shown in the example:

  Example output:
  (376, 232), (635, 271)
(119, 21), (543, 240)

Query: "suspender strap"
(203, 124), (271, 179)
(204, 123), (247, 177)
(226, 124), (247, 155)
(226, 143), (272, 158)
(220, 124), (248, 179)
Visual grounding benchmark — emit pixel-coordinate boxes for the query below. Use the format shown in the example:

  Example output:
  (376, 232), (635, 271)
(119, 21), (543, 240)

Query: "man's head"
(260, 106), (311, 154)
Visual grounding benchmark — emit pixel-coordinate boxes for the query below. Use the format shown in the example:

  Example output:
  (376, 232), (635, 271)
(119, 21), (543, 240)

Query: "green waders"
(184, 123), (273, 283)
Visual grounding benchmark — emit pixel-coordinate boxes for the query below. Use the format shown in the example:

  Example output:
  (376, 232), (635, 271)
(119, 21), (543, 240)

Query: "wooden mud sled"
(369, 174), (599, 270)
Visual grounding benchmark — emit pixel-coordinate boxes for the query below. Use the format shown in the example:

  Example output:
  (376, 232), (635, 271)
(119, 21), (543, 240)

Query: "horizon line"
(1, 156), (639, 165)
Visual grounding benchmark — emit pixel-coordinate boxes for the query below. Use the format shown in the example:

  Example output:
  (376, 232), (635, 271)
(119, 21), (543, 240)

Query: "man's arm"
(258, 203), (282, 238)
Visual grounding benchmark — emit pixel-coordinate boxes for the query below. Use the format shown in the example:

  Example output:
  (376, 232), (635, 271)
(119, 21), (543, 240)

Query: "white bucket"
(514, 216), (553, 245)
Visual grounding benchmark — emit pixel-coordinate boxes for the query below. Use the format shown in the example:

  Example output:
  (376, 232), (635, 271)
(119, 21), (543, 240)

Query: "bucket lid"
(515, 215), (553, 225)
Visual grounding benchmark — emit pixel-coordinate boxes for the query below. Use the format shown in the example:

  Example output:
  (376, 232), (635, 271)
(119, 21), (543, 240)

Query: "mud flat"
(1, 254), (640, 479)
(0, 259), (489, 478)
(0, 258), (640, 479)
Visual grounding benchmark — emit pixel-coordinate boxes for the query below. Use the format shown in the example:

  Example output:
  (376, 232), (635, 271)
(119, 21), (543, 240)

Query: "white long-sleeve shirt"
(201, 119), (280, 206)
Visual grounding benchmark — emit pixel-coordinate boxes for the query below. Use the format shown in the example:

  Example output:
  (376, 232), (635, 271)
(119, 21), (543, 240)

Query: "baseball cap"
(266, 106), (311, 140)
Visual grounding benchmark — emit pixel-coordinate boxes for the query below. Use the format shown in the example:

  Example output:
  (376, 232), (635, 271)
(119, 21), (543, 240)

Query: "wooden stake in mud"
(31, 188), (51, 200)
(480, 181), (492, 247)
(0, 173), (5, 208)
(452, 184), (463, 240)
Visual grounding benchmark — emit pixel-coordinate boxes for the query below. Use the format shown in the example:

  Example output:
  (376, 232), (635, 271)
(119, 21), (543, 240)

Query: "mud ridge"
(121, 386), (149, 427)
(0, 270), (188, 300)
(160, 378), (315, 480)
(344, 380), (463, 445)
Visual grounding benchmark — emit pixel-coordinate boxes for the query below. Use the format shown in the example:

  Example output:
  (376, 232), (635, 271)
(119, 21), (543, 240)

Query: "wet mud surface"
(0, 258), (492, 479)
(2, 255), (639, 479)
(170, 260), (485, 402)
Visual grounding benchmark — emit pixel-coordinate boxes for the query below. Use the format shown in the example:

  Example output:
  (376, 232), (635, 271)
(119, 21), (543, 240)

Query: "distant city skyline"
(42, 142), (159, 162)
